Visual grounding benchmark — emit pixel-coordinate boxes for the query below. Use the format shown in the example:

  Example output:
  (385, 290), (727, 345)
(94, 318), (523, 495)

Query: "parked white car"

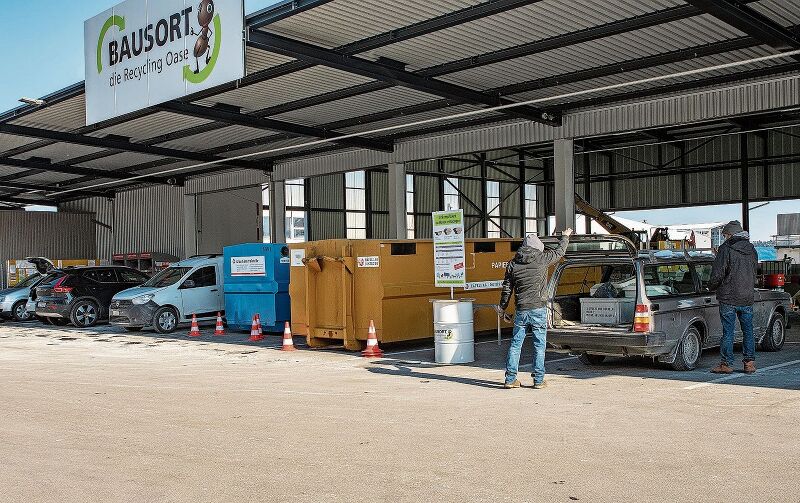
(109, 255), (224, 333)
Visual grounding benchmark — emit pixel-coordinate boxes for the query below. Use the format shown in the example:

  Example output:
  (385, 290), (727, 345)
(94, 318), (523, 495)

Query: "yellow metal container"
(289, 239), (520, 351)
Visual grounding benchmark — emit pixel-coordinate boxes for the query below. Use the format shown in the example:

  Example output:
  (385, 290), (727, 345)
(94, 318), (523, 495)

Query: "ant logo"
(191, 0), (215, 74)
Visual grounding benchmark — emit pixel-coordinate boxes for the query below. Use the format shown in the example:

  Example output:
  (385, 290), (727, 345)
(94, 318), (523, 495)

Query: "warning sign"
(357, 256), (380, 268)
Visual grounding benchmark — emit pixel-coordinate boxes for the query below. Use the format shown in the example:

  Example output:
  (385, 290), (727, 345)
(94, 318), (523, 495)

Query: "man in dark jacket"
(708, 220), (759, 374)
(498, 228), (572, 389)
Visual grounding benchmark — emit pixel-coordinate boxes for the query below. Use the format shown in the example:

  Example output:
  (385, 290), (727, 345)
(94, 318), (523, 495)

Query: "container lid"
(429, 298), (475, 303)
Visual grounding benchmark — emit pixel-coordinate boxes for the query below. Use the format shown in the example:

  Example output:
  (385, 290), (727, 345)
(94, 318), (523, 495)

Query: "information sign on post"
(432, 210), (466, 289)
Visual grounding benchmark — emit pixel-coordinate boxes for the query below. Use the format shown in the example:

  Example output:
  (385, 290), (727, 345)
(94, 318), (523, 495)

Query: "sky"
(0, 0), (279, 112)
(1, 1), (798, 241)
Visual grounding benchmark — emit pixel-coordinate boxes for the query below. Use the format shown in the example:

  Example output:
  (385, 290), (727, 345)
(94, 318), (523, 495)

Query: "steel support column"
(740, 134), (750, 231)
(270, 178), (287, 244)
(554, 139), (576, 232)
(387, 163), (408, 239)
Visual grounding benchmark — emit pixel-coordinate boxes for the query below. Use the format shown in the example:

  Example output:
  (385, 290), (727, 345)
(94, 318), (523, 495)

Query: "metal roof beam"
(560, 61), (800, 110)
(247, 31), (561, 126)
(0, 180), (114, 197)
(0, 195), (57, 205)
(0, 157), (167, 183)
(0, 123), (264, 170)
(156, 102), (393, 152)
(684, 0), (800, 56)
(249, 4), (732, 119)
(248, 0), (336, 29)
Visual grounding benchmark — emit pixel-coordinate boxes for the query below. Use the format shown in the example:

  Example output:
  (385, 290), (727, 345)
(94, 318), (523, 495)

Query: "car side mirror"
(181, 279), (195, 289)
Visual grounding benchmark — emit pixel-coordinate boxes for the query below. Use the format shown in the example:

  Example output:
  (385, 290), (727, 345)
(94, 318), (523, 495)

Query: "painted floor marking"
(683, 359), (800, 390)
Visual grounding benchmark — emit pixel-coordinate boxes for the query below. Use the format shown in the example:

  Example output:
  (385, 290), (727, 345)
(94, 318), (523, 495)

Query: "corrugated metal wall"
(61, 169), (268, 261)
(0, 211), (96, 288)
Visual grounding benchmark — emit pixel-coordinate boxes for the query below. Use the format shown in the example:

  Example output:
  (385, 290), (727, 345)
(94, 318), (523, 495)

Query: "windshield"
(142, 267), (191, 288)
(13, 274), (41, 288)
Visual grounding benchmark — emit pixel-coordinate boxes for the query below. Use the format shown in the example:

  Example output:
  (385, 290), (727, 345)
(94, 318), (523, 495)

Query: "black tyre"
(671, 326), (702, 371)
(761, 313), (785, 352)
(12, 300), (34, 322)
(578, 353), (606, 365)
(124, 327), (143, 332)
(47, 317), (69, 327)
(153, 307), (179, 334)
(70, 300), (100, 328)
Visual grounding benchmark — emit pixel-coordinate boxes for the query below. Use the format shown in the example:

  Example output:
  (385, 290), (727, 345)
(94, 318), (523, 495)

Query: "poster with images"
(432, 210), (466, 288)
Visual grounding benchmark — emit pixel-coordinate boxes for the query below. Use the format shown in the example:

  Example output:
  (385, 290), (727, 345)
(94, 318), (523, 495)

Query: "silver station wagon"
(544, 236), (792, 371)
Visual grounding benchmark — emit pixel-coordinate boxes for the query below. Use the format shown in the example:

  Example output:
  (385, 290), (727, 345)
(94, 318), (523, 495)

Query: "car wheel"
(12, 300), (34, 322)
(760, 313), (785, 352)
(47, 317), (69, 327)
(124, 327), (143, 332)
(578, 353), (606, 365)
(671, 326), (702, 371)
(153, 307), (179, 334)
(70, 300), (100, 328)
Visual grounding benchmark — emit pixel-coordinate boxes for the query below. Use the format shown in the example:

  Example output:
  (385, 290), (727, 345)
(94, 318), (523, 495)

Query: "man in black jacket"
(498, 228), (572, 389)
(708, 220), (759, 374)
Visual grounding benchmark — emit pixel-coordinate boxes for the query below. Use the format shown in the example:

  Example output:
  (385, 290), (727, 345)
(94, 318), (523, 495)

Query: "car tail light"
(634, 304), (651, 333)
(53, 276), (73, 294)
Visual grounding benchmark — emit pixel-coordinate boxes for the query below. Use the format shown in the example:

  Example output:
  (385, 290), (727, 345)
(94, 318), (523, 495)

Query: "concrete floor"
(0, 320), (798, 503)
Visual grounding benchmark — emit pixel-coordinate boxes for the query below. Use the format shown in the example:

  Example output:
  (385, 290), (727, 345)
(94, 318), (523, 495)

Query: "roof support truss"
(247, 31), (562, 126)
(684, 0), (800, 58)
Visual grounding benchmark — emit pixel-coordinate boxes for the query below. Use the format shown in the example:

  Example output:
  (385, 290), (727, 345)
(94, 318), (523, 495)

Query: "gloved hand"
(493, 304), (504, 316)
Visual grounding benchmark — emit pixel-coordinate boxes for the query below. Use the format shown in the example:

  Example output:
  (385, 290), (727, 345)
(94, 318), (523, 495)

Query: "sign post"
(432, 210), (466, 297)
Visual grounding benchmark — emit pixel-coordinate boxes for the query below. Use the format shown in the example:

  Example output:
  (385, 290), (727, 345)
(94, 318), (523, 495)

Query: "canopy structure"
(1, 0), (799, 209)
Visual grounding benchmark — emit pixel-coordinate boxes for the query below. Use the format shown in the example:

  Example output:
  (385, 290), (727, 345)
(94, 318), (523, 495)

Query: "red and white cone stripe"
(361, 320), (383, 357)
(281, 321), (295, 351)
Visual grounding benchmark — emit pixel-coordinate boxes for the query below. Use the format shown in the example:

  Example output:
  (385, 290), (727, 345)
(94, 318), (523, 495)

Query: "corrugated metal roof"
(507, 46), (789, 105)
(74, 151), (168, 171)
(271, 87), (443, 125)
(209, 65), (375, 113)
(360, 0), (680, 71)
(91, 112), (214, 142)
(13, 142), (107, 164)
(750, 0), (800, 26)
(438, 15), (747, 90)
(157, 125), (280, 151)
(0, 133), (39, 153)
(265, 0), (487, 48)
(8, 95), (86, 131)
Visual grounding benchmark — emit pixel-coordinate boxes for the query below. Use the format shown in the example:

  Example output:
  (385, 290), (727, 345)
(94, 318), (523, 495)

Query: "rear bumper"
(34, 300), (70, 318)
(0, 299), (14, 314)
(548, 328), (668, 355)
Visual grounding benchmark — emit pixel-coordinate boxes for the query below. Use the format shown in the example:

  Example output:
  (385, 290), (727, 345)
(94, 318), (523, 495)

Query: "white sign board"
(432, 210), (466, 288)
(230, 256), (266, 277)
(290, 249), (305, 267)
(356, 256), (380, 268)
(463, 280), (504, 291)
(84, 0), (245, 125)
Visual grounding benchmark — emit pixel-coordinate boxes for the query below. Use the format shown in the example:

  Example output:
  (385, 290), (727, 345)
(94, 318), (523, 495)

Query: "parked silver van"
(545, 236), (791, 370)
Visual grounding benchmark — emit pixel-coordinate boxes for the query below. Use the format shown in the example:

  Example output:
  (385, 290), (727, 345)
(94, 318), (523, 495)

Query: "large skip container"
(289, 239), (519, 351)
(223, 243), (291, 332)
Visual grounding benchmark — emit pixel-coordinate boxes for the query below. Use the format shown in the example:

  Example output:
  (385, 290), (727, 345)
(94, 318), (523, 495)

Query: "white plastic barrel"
(432, 299), (475, 364)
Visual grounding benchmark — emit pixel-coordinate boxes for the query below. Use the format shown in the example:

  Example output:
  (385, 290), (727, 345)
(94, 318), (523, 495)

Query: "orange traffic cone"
(213, 312), (225, 336)
(256, 314), (263, 339)
(188, 313), (201, 337)
(281, 321), (295, 351)
(361, 320), (383, 357)
(248, 314), (262, 342)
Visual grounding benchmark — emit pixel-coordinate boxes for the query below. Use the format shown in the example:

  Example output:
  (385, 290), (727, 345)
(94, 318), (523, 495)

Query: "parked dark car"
(34, 266), (150, 327)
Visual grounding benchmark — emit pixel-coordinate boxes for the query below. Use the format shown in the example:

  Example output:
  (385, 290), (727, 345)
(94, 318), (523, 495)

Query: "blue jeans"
(719, 303), (755, 366)
(505, 307), (548, 385)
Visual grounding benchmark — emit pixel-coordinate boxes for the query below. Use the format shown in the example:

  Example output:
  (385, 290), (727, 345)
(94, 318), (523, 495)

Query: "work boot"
(743, 361), (756, 374)
(532, 380), (548, 389)
(710, 362), (734, 374)
(503, 379), (521, 389)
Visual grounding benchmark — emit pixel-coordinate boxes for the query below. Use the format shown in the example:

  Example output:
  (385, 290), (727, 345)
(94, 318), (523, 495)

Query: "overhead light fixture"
(19, 97), (45, 106)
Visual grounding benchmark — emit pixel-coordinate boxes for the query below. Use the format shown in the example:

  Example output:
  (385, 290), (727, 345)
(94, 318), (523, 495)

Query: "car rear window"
(643, 263), (695, 296)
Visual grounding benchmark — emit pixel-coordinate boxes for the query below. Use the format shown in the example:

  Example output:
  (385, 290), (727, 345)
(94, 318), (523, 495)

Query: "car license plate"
(37, 301), (46, 308)
(111, 310), (120, 316)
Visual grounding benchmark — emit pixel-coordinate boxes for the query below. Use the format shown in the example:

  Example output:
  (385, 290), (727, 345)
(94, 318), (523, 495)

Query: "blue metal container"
(223, 243), (291, 332)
